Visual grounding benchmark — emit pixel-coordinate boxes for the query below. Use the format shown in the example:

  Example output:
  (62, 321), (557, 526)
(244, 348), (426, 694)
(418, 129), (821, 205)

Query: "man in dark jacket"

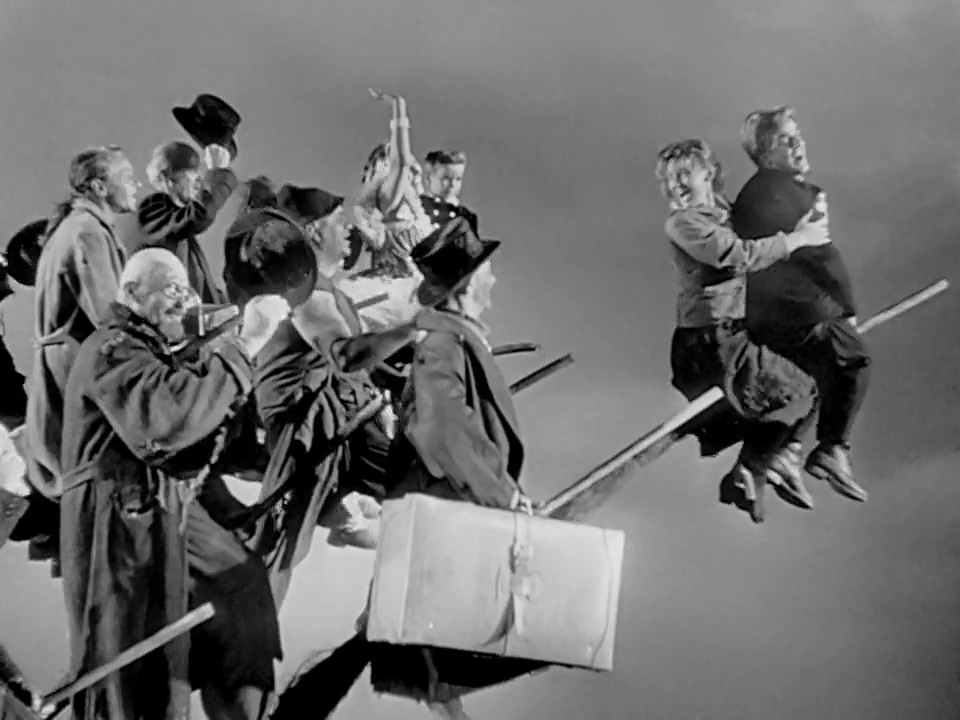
(731, 106), (869, 503)
(422, 150), (480, 236)
(59, 248), (286, 720)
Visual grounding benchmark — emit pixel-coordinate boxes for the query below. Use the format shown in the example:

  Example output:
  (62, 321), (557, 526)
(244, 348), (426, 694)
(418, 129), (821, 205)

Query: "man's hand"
(204, 144), (232, 170)
(510, 489), (534, 515)
(239, 295), (290, 358)
(847, 315), (858, 328)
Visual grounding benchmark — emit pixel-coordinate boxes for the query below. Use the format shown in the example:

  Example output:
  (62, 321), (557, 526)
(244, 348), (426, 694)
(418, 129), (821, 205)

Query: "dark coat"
(248, 279), (388, 607)
(731, 167), (858, 329)
(137, 168), (238, 305)
(58, 304), (254, 720)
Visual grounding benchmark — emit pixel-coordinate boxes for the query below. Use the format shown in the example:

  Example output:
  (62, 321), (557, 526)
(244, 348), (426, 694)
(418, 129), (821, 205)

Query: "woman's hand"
(368, 88), (401, 104)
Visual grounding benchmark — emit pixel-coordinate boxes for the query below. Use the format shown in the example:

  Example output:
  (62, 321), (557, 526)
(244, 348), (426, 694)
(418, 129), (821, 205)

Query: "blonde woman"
(656, 138), (826, 522)
(339, 90), (434, 330)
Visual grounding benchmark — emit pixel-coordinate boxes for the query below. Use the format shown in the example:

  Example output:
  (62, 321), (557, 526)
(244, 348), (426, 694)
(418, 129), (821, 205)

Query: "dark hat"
(276, 184), (344, 225)
(222, 208), (317, 308)
(172, 93), (241, 160)
(3, 219), (47, 287)
(243, 176), (279, 211)
(412, 217), (499, 307)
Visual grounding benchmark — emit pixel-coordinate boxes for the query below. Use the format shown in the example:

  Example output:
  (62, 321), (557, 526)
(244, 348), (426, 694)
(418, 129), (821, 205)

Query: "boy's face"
(432, 162), (465, 203)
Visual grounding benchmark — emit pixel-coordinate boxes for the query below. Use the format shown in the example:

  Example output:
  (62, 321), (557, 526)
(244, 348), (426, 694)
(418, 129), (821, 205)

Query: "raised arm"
(89, 334), (254, 464)
(404, 335), (517, 507)
(373, 93), (415, 215)
(666, 209), (792, 274)
(138, 168), (239, 243)
(74, 226), (122, 326)
(290, 290), (416, 372)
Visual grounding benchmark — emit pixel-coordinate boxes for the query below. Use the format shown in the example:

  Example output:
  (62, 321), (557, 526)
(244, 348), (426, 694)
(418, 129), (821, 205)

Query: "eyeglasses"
(161, 283), (198, 305)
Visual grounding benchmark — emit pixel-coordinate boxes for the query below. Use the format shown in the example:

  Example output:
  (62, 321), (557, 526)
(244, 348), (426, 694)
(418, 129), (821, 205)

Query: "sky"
(1, 0), (960, 718)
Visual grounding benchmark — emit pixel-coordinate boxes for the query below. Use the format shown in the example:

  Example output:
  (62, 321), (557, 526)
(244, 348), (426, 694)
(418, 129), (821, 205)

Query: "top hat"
(3, 219), (47, 287)
(172, 94), (241, 160)
(222, 208), (318, 308)
(412, 217), (500, 307)
(276, 185), (344, 226)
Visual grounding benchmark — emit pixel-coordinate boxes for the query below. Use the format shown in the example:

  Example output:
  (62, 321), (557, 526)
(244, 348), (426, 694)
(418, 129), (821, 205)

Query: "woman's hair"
(740, 106), (795, 167)
(361, 142), (390, 184)
(44, 145), (126, 245)
(654, 138), (722, 209)
(146, 141), (201, 192)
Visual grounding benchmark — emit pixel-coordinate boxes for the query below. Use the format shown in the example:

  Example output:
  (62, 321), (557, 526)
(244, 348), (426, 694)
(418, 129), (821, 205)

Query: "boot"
(766, 442), (814, 510)
(805, 444), (867, 502)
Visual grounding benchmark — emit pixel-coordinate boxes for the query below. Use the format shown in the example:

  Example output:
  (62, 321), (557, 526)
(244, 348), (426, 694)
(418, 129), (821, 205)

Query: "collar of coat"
(103, 302), (173, 355)
(71, 196), (117, 238)
(417, 308), (492, 351)
(415, 307), (520, 436)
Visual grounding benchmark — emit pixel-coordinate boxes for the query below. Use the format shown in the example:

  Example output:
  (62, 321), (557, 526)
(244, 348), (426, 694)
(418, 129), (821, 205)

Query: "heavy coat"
(25, 198), (126, 499)
(59, 304), (254, 720)
(137, 168), (238, 305)
(390, 307), (524, 506)
(248, 276), (391, 606)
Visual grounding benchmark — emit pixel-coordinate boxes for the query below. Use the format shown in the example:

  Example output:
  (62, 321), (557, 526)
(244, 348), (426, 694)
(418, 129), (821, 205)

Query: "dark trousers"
(0, 338), (26, 427)
(753, 317), (870, 447)
(670, 322), (815, 460)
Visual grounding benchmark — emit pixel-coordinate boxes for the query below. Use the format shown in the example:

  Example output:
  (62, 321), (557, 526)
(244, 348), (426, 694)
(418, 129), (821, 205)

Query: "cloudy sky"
(1, 0), (959, 718)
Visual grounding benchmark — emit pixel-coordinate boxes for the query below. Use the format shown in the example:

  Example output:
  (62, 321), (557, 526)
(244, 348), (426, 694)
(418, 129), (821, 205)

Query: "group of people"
(658, 105), (871, 522)
(0, 89), (518, 720)
(0, 89), (873, 720)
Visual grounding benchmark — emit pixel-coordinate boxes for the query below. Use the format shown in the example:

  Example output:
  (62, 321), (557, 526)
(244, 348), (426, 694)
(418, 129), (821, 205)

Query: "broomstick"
(33, 604), (215, 719)
(538, 279), (951, 521)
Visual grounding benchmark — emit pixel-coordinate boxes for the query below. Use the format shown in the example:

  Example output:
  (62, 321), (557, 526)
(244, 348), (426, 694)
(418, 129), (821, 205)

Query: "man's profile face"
(106, 156), (140, 213)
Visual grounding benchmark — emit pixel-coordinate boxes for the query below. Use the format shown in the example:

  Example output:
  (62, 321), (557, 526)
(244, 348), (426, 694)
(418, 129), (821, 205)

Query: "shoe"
(767, 443), (814, 510)
(805, 444), (867, 502)
(721, 462), (765, 523)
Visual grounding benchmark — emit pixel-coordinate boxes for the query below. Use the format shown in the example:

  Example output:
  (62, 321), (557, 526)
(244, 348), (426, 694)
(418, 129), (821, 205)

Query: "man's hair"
(146, 141), (202, 192)
(740, 105), (795, 167)
(424, 150), (467, 167)
(44, 145), (126, 245)
(117, 247), (185, 305)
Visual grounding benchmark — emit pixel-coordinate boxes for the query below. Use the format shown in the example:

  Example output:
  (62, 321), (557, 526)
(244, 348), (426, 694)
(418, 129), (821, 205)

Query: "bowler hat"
(222, 208), (317, 307)
(3, 219), (47, 287)
(412, 217), (499, 307)
(276, 184), (344, 225)
(172, 93), (241, 160)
